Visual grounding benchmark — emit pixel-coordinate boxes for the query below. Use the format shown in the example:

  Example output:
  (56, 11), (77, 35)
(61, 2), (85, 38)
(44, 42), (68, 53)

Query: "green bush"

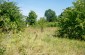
(0, 47), (6, 55)
(0, 1), (25, 33)
(57, 0), (85, 40)
(46, 22), (58, 27)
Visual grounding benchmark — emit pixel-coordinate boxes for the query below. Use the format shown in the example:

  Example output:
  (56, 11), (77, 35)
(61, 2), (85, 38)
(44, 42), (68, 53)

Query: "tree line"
(0, 0), (58, 32)
(0, 0), (85, 40)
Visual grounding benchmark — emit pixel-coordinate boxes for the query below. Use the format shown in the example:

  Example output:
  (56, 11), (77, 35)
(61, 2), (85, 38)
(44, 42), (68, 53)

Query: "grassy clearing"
(0, 27), (85, 55)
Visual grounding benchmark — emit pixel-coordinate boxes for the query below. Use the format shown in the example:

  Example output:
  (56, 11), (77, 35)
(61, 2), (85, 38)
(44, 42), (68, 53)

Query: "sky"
(10, 0), (75, 19)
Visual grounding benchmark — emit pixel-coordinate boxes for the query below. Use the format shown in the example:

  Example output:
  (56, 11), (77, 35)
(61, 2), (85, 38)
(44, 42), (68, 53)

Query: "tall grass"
(0, 27), (85, 55)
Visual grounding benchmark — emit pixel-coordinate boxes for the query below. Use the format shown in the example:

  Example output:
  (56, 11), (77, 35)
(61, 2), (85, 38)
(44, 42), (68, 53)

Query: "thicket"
(0, 1), (25, 33)
(57, 0), (85, 40)
(0, 0), (85, 41)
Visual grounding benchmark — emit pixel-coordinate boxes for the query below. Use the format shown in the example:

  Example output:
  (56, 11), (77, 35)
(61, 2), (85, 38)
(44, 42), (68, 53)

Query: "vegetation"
(0, 0), (85, 55)
(57, 0), (85, 40)
(0, 27), (85, 55)
(45, 9), (57, 22)
(0, 1), (24, 33)
(26, 11), (37, 25)
(37, 17), (46, 32)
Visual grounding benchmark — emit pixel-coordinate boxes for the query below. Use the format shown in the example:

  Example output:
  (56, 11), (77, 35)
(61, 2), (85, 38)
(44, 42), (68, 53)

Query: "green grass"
(0, 27), (85, 55)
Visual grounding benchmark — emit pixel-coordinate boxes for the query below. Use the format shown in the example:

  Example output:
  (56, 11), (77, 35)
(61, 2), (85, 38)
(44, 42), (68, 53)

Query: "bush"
(57, 8), (85, 41)
(54, 0), (85, 41)
(0, 1), (25, 33)
(0, 46), (6, 55)
(46, 22), (58, 27)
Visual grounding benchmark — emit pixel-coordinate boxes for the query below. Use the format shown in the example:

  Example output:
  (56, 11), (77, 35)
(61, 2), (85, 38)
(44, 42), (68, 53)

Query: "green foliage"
(38, 17), (46, 27)
(0, 46), (6, 55)
(37, 17), (58, 28)
(38, 17), (46, 32)
(45, 9), (57, 22)
(46, 22), (58, 27)
(57, 0), (85, 40)
(0, 1), (24, 32)
(73, 0), (85, 12)
(26, 11), (37, 25)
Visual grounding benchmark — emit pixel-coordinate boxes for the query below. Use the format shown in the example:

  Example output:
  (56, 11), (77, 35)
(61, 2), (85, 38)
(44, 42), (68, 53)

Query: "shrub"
(57, 8), (85, 40)
(0, 46), (6, 55)
(55, 0), (85, 41)
(46, 22), (58, 27)
(0, 1), (25, 33)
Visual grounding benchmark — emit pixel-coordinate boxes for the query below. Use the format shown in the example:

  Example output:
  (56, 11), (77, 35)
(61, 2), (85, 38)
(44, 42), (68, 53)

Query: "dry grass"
(0, 27), (85, 55)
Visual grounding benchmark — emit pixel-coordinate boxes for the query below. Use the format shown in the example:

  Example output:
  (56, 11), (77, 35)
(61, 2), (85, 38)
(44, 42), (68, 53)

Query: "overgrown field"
(0, 27), (85, 55)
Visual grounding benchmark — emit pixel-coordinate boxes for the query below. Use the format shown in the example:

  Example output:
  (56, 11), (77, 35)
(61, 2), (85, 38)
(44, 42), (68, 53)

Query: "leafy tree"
(73, 0), (85, 12)
(38, 17), (46, 32)
(26, 11), (37, 25)
(45, 9), (57, 22)
(0, 1), (24, 32)
(57, 0), (85, 40)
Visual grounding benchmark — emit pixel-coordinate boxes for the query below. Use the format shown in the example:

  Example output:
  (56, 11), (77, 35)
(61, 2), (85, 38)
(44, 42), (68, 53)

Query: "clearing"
(0, 27), (85, 55)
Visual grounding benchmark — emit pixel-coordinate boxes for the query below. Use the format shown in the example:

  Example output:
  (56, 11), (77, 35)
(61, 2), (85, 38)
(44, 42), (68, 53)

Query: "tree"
(45, 9), (57, 22)
(0, 1), (24, 32)
(57, 0), (85, 40)
(26, 11), (37, 25)
(38, 17), (46, 32)
(73, 0), (85, 12)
